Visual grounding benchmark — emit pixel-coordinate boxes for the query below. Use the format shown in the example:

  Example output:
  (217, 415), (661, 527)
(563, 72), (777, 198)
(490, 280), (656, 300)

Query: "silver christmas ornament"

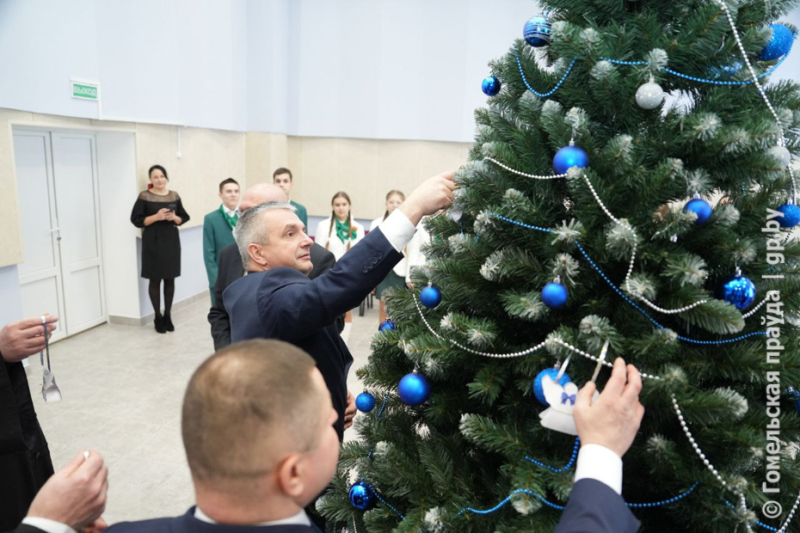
(768, 145), (791, 167)
(635, 80), (665, 110)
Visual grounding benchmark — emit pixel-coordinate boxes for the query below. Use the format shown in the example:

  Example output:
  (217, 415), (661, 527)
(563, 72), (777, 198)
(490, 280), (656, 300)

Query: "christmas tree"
(320, 1), (800, 531)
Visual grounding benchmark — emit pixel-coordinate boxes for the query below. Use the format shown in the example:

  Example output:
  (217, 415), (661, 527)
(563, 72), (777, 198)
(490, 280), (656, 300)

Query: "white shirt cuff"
(22, 517), (77, 533)
(377, 209), (416, 253)
(573, 443), (623, 495)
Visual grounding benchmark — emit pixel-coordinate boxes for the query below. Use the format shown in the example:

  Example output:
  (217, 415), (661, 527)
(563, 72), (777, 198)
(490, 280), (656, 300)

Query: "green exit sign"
(71, 80), (99, 101)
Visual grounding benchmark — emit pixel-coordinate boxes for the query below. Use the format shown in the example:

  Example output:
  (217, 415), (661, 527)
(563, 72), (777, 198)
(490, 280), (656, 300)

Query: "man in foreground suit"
(106, 339), (335, 533)
(224, 172), (455, 440)
(555, 357), (644, 533)
(208, 184), (336, 351)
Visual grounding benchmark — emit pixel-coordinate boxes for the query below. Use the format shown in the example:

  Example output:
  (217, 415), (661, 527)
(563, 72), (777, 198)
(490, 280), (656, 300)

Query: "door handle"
(49, 227), (61, 241)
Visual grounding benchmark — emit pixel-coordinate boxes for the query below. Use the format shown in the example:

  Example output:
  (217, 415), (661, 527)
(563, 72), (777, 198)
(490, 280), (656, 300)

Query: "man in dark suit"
(224, 172), (455, 440)
(208, 184), (336, 351)
(555, 357), (644, 533)
(106, 340), (336, 533)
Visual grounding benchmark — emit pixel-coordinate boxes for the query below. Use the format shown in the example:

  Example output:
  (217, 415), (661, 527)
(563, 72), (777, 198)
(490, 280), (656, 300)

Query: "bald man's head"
(240, 184), (288, 211)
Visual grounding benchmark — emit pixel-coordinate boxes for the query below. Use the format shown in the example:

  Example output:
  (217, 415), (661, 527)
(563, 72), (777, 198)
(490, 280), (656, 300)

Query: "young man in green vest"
(203, 178), (240, 305)
(273, 167), (307, 230)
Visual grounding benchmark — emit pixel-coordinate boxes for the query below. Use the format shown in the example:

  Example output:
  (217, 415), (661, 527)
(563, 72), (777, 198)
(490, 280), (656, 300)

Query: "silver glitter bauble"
(635, 81), (665, 110)
(768, 145), (791, 167)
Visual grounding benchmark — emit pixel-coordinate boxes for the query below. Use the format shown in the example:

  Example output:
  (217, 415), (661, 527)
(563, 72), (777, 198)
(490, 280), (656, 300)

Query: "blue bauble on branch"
(717, 274), (756, 310)
(758, 23), (793, 61)
(776, 203), (800, 228)
(379, 320), (397, 332)
(523, 14), (551, 48)
(533, 368), (571, 406)
(349, 481), (376, 510)
(420, 284), (442, 308)
(553, 145), (589, 174)
(684, 198), (713, 225)
(482, 75), (501, 96)
(542, 282), (568, 308)
(398, 372), (431, 406)
(356, 392), (376, 413)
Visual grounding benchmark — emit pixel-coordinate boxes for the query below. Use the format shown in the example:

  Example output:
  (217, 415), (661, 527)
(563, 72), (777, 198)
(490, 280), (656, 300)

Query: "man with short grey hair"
(224, 172), (456, 440)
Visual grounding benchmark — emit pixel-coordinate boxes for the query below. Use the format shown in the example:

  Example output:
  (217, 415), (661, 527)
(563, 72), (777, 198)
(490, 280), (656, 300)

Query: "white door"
(13, 129), (107, 340)
(51, 132), (107, 335)
(13, 131), (67, 342)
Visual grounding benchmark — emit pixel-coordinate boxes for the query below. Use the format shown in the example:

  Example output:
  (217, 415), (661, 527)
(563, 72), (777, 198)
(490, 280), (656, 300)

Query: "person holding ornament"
(370, 190), (407, 323)
(130, 165), (190, 334)
(555, 357), (643, 533)
(102, 339), (334, 533)
(224, 172), (456, 440)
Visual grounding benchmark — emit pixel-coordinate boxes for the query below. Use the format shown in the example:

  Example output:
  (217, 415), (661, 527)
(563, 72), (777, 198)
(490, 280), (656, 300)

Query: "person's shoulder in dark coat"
(105, 508), (321, 533)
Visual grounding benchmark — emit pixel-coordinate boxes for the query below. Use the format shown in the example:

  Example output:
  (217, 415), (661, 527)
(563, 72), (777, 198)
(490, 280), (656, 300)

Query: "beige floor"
(25, 296), (379, 523)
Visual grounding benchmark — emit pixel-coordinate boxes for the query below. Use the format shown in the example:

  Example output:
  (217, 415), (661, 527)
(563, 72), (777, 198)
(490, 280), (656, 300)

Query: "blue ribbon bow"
(561, 392), (576, 405)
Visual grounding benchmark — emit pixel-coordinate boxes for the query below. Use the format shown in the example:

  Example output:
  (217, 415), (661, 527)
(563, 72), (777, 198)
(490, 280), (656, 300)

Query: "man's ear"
(276, 453), (305, 498)
(247, 243), (268, 268)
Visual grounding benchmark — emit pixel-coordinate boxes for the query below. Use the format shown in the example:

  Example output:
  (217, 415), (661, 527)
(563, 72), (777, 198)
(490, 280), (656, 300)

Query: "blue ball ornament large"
(420, 285), (442, 308)
(482, 75), (501, 96)
(776, 203), (800, 228)
(684, 198), (713, 225)
(524, 14), (552, 48)
(542, 282), (568, 309)
(349, 481), (375, 510)
(758, 24), (793, 61)
(553, 145), (590, 175)
(533, 368), (571, 406)
(717, 275), (756, 310)
(356, 392), (376, 413)
(398, 372), (431, 406)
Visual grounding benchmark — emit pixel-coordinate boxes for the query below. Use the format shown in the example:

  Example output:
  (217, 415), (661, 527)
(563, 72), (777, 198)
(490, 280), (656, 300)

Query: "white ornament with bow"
(539, 341), (608, 435)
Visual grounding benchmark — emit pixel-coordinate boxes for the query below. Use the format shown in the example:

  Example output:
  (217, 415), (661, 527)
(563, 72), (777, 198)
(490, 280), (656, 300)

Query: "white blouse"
(370, 214), (431, 280)
(314, 217), (365, 261)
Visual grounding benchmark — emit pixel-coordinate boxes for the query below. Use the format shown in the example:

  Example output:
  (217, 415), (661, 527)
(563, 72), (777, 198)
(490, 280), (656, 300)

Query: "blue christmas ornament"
(420, 285), (442, 308)
(758, 24), (793, 61)
(684, 198), (713, 225)
(349, 481), (375, 510)
(553, 145), (589, 175)
(776, 203), (800, 228)
(398, 372), (431, 406)
(542, 282), (568, 308)
(356, 392), (376, 413)
(523, 14), (552, 48)
(482, 75), (501, 96)
(379, 320), (397, 332)
(717, 274), (756, 310)
(533, 368), (571, 406)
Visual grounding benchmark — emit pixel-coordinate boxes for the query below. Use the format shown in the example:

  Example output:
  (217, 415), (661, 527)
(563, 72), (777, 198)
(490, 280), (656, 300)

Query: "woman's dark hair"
(327, 191), (353, 251)
(148, 164), (169, 181)
(382, 190), (405, 221)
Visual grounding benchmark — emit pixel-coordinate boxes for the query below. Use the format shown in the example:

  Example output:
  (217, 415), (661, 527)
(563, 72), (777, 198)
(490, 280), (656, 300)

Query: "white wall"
(0, 0), (248, 131)
(0, 265), (23, 328)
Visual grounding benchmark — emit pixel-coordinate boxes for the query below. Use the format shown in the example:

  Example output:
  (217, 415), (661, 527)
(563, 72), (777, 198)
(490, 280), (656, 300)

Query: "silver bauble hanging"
(635, 81), (665, 110)
(768, 145), (792, 167)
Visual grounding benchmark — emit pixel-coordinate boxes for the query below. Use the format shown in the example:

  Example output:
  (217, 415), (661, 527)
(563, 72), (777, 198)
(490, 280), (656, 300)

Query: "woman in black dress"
(130, 165), (190, 333)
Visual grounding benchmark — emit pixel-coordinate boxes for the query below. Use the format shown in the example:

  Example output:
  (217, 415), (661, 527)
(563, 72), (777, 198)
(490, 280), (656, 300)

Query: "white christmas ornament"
(636, 80), (665, 110)
(539, 375), (599, 435)
(768, 145), (791, 167)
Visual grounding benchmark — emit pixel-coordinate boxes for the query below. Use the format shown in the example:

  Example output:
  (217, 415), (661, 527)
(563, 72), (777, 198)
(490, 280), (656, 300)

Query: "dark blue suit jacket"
(555, 479), (640, 533)
(105, 508), (321, 533)
(223, 227), (403, 440)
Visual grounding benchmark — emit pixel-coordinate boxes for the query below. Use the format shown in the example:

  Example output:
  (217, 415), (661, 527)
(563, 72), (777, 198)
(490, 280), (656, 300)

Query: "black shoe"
(154, 314), (166, 334)
(164, 313), (175, 332)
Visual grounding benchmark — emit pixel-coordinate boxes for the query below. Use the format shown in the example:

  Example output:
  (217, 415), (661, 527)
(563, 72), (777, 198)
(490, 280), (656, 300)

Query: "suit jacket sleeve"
(202, 215), (218, 287)
(5, 525), (48, 533)
(555, 479), (640, 533)
(208, 245), (238, 351)
(259, 228), (401, 342)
